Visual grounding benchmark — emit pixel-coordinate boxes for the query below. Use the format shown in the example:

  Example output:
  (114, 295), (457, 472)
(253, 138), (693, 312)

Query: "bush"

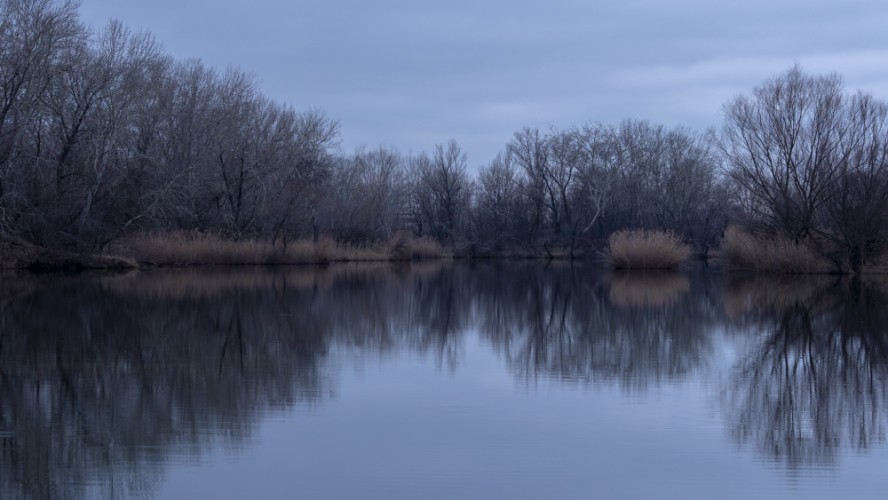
(606, 230), (692, 270)
(719, 226), (831, 274)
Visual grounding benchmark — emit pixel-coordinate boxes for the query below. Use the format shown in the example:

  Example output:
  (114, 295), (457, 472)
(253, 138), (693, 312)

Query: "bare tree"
(720, 66), (888, 271)
(508, 127), (585, 253)
(72, 22), (165, 245)
(546, 127), (582, 244)
(574, 124), (620, 241)
(266, 107), (339, 245)
(719, 66), (850, 241)
(0, 0), (81, 220)
(325, 145), (406, 243)
(473, 152), (522, 250)
(508, 127), (548, 246)
(409, 139), (472, 246)
(574, 121), (726, 254)
(818, 93), (888, 272)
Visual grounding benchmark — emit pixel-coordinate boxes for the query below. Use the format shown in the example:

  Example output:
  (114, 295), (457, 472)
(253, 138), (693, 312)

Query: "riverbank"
(4, 229), (887, 274)
(105, 232), (597, 266)
(0, 233), (576, 270)
(717, 227), (888, 275)
(0, 235), (137, 270)
(110, 232), (452, 266)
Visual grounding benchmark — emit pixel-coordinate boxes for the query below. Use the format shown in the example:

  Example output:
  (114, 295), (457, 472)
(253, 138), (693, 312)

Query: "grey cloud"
(79, 0), (888, 164)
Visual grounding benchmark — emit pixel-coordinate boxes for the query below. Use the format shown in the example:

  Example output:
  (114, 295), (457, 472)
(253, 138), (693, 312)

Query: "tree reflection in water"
(723, 276), (888, 469)
(0, 268), (335, 499)
(1, 265), (887, 497)
(476, 265), (718, 389)
(0, 263), (480, 499)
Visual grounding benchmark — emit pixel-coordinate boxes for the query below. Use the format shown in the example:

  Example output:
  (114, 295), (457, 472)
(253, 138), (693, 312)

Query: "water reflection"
(0, 269), (336, 499)
(724, 276), (888, 468)
(478, 267), (716, 388)
(0, 265), (887, 497)
(608, 270), (690, 309)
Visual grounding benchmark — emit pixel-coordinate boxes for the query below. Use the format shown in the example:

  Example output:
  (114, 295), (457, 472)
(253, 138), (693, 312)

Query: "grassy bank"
(9, 227), (884, 274)
(0, 229), (696, 271)
(110, 232), (453, 266)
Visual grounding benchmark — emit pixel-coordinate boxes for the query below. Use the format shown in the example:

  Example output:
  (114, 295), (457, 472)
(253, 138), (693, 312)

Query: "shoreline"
(2, 232), (886, 275)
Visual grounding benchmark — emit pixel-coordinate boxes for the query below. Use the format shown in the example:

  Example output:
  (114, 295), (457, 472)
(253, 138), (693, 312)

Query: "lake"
(1, 262), (887, 499)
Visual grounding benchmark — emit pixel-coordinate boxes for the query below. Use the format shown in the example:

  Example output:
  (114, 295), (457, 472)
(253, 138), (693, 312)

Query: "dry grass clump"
(719, 226), (831, 274)
(606, 229), (692, 270)
(388, 233), (452, 260)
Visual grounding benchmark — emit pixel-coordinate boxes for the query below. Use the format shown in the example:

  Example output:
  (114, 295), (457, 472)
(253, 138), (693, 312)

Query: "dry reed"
(387, 232), (453, 260)
(606, 229), (692, 270)
(718, 226), (831, 274)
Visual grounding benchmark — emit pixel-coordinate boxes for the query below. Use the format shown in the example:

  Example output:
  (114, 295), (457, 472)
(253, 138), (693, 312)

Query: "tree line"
(2, 1), (887, 269)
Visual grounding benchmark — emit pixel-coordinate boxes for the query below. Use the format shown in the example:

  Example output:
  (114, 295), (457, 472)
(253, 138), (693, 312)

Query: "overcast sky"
(77, 0), (888, 166)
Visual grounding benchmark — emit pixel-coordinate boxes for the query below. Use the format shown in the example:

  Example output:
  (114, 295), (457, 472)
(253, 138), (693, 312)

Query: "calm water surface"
(1, 263), (888, 499)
